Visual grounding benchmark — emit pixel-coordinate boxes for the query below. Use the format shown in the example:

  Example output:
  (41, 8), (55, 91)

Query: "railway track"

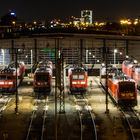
(74, 94), (97, 140)
(0, 95), (12, 116)
(120, 107), (140, 140)
(26, 96), (49, 140)
(99, 77), (140, 139)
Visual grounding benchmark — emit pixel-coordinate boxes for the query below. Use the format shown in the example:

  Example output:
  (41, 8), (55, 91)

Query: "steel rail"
(74, 94), (97, 140)
(26, 96), (48, 140)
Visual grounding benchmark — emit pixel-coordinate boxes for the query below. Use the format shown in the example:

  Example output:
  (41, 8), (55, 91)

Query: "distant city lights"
(10, 12), (16, 16)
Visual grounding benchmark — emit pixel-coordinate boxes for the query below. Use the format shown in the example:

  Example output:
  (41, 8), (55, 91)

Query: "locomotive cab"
(0, 62), (25, 93)
(108, 75), (137, 107)
(33, 60), (53, 93)
(118, 81), (137, 106)
(69, 67), (88, 94)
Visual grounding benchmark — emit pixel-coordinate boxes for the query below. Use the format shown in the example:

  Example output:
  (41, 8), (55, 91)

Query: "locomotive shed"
(0, 33), (140, 140)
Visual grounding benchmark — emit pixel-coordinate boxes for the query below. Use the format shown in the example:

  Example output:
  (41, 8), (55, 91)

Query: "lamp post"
(126, 55), (129, 59)
(114, 49), (117, 66)
(93, 55), (95, 64)
(9, 44), (25, 114)
(1, 49), (5, 68)
(104, 47), (109, 114)
(15, 50), (18, 114)
(105, 60), (109, 114)
(25, 55), (28, 64)
(86, 49), (88, 63)
(30, 49), (33, 74)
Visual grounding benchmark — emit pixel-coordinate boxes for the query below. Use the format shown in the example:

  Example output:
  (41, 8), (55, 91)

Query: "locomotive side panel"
(108, 79), (118, 103)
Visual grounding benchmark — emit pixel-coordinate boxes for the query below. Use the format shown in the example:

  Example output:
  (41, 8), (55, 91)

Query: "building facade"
(81, 10), (93, 24)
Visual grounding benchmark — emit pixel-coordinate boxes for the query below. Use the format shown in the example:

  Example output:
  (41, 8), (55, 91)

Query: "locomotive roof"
(110, 78), (135, 85)
(8, 61), (24, 67)
(35, 67), (51, 72)
(111, 74), (135, 83)
(100, 65), (118, 75)
(37, 60), (52, 69)
(34, 66), (52, 75)
(123, 59), (137, 66)
(134, 65), (140, 72)
(0, 67), (16, 74)
(71, 67), (86, 72)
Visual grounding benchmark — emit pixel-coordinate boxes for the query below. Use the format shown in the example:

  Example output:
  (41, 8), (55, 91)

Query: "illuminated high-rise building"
(0, 10), (17, 25)
(81, 10), (93, 24)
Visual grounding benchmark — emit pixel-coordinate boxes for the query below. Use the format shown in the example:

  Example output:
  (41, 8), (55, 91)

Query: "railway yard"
(0, 76), (140, 140)
(1, 28), (140, 140)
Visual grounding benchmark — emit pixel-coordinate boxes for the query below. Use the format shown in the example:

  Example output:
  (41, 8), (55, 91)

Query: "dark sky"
(1, 0), (140, 21)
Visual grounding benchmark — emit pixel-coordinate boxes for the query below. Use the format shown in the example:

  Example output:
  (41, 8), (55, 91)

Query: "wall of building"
(0, 34), (140, 66)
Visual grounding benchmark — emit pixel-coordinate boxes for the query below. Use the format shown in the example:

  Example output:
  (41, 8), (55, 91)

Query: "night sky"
(1, 0), (140, 21)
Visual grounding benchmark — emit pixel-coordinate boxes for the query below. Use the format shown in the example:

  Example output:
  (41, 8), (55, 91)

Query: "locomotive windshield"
(79, 75), (84, 80)
(35, 74), (49, 81)
(72, 75), (78, 80)
(72, 74), (85, 80)
(119, 82), (135, 93)
(0, 75), (15, 80)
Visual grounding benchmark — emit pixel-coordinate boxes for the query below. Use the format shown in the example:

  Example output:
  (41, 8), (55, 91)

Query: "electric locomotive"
(132, 65), (140, 89)
(122, 59), (140, 89)
(0, 61), (25, 93)
(108, 75), (137, 107)
(68, 66), (88, 94)
(33, 60), (53, 93)
(100, 65), (137, 107)
(122, 59), (136, 78)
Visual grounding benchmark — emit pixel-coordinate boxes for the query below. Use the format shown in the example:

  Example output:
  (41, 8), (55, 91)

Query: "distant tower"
(81, 10), (93, 24)
(0, 10), (17, 25)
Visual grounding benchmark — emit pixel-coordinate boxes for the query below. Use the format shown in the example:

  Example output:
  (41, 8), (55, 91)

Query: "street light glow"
(134, 60), (138, 64)
(101, 63), (105, 67)
(114, 49), (117, 53)
(89, 52), (91, 55)
(1, 49), (5, 68)
(114, 49), (117, 65)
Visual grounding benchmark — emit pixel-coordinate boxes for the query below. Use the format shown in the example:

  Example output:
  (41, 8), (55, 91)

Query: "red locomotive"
(68, 66), (88, 94)
(100, 65), (137, 106)
(122, 59), (140, 89)
(0, 61), (25, 93)
(108, 75), (137, 106)
(122, 59), (136, 78)
(33, 60), (53, 93)
(132, 65), (140, 88)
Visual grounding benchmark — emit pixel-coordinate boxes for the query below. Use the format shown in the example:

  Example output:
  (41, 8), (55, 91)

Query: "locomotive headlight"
(130, 93), (133, 96)
(0, 82), (4, 85)
(37, 82), (41, 85)
(121, 93), (125, 96)
(81, 81), (85, 84)
(72, 81), (77, 84)
(8, 82), (13, 85)
(75, 105), (81, 111)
